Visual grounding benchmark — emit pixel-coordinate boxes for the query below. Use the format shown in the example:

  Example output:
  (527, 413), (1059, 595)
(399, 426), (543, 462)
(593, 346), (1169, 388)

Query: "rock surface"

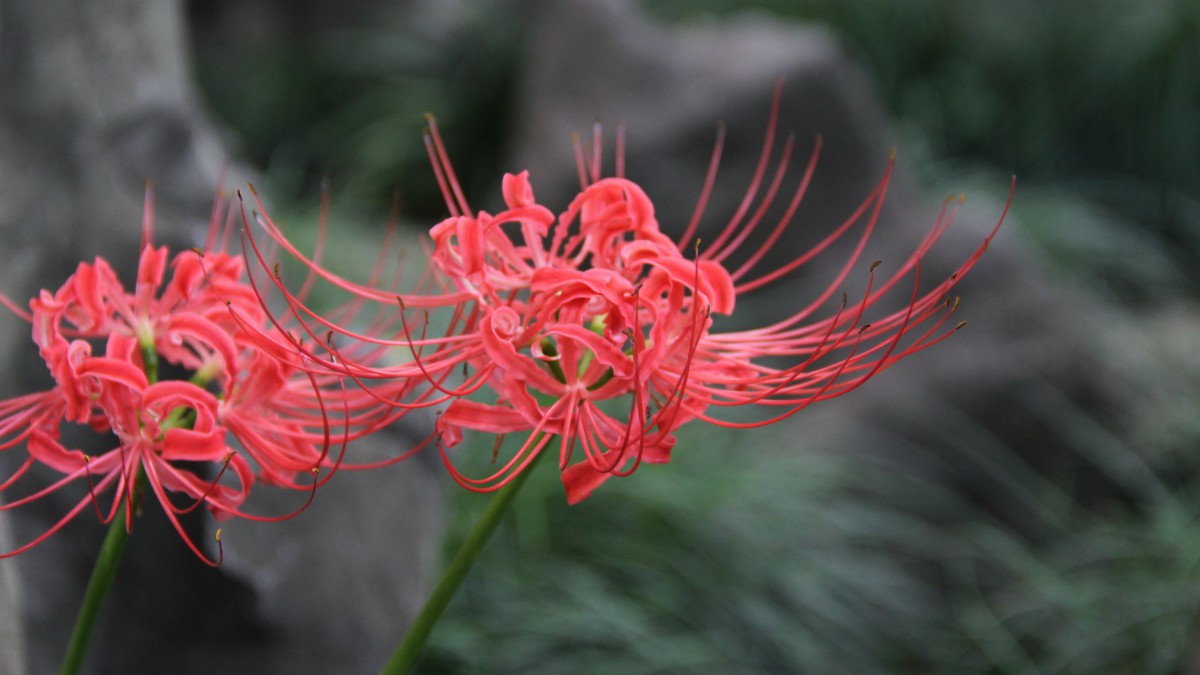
(0, 1), (440, 673)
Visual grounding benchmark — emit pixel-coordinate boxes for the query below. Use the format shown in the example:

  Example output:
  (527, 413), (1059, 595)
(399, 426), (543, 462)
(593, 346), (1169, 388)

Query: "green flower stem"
(140, 340), (159, 385)
(58, 489), (138, 675)
(59, 339), (163, 674)
(381, 446), (547, 674)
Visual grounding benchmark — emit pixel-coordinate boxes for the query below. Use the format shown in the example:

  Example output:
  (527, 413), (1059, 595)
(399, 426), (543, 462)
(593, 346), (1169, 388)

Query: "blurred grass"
(415, 367), (1200, 672)
(417, 378), (1200, 674)
(189, 1), (1200, 673)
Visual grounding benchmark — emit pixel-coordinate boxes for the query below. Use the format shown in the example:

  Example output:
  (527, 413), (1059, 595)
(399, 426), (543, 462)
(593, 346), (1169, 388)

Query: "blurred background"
(186, 0), (1200, 673)
(2, 0), (1198, 672)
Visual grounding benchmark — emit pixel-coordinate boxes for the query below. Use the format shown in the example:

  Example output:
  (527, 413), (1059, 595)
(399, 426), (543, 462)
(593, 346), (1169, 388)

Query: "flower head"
(0, 190), (388, 563)
(250, 85), (1009, 504)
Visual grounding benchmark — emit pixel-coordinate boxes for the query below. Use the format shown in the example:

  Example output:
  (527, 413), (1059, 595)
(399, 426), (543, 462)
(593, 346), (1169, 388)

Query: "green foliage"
(420, 382), (1200, 674)
(645, 0), (1200, 296)
(421, 426), (951, 674)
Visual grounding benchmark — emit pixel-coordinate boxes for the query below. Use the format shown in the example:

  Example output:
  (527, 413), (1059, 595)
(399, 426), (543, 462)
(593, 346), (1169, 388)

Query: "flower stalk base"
(59, 489), (136, 675)
(382, 446), (545, 674)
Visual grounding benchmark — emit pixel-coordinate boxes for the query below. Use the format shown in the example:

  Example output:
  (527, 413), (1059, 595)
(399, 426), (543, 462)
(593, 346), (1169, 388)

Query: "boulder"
(0, 1), (440, 673)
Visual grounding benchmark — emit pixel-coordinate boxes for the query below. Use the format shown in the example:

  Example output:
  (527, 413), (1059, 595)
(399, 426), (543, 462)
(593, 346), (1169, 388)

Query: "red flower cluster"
(250, 88), (1009, 504)
(0, 192), (380, 564)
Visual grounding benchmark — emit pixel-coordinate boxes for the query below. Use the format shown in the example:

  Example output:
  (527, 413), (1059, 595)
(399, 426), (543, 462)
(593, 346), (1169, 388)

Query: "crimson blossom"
(250, 88), (1009, 505)
(0, 191), (401, 564)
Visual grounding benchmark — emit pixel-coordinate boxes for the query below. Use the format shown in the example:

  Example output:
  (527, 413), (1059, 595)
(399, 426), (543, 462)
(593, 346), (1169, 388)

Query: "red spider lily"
(248, 85), (1010, 504)
(1, 333), (253, 564)
(0, 190), (402, 564)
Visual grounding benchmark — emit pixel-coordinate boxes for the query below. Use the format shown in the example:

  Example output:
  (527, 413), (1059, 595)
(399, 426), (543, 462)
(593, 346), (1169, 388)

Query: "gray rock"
(0, 1), (441, 673)
(0, 507), (26, 675)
